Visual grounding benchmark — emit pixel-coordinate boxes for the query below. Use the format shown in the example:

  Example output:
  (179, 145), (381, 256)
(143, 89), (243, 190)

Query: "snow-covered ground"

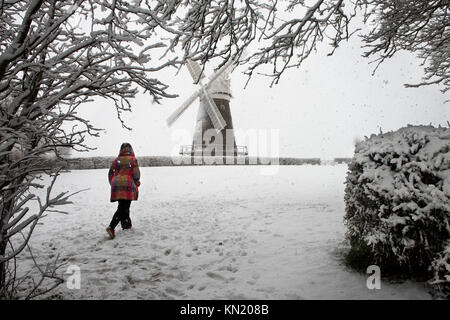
(20, 165), (432, 299)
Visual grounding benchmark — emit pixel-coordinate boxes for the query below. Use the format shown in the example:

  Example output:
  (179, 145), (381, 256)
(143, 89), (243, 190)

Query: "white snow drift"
(17, 165), (432, 299)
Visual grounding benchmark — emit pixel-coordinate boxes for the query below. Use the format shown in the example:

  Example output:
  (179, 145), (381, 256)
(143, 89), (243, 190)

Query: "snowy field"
(20, 165), (432, 299)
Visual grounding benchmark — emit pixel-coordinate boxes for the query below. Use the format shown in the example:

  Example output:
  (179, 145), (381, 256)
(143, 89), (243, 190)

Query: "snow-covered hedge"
(344, 125), (450, 298)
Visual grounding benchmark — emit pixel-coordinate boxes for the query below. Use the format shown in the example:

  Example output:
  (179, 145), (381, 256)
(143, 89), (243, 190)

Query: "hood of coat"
(119, 142), (135, 157)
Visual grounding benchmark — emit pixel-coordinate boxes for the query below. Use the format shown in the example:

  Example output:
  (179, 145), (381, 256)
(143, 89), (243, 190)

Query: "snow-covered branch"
(0, 0), (183, 299)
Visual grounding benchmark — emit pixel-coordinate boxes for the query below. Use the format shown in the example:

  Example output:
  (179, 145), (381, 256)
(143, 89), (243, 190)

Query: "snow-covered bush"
(344, 125), (450, 298)
(429, 241), (450, 298)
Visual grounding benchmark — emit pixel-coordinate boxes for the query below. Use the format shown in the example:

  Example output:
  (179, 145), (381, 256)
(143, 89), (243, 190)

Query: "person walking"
(106, 142), (141, 239)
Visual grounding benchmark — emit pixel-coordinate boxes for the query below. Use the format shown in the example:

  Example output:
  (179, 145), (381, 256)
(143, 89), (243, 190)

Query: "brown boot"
(106, 227), (115, 239)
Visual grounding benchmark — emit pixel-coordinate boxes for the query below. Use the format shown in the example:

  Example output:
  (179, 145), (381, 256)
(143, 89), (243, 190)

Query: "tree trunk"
(0, 234), (7, 297)
(0, 183), (21, 298)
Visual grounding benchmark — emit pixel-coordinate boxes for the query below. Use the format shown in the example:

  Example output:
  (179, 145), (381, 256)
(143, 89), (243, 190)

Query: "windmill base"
(179, 144), (248, 165)
(178, 156), (250, 165)
(179, 145), (248, 157)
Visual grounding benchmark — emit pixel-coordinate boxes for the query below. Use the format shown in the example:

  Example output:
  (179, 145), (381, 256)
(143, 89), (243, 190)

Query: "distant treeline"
(47, 156), (340, 170)
(333, 158), (352, 164)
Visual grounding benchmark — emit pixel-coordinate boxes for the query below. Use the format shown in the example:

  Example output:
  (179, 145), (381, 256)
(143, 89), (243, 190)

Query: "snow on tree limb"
(0, 0), (182, 298)
(1, 0), (448, 299)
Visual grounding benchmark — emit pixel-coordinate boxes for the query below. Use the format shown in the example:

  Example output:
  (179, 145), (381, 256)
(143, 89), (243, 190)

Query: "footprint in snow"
(206, 271), (226, 281)
(165, 286), (183, 297)
(125, 275), (135, 285)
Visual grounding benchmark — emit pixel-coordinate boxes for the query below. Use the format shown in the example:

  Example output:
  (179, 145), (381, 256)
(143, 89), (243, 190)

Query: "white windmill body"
(166, 58), (247, 158)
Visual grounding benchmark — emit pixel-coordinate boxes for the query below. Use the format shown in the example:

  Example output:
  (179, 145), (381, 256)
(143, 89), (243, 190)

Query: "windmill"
(166, 56), (247, 159)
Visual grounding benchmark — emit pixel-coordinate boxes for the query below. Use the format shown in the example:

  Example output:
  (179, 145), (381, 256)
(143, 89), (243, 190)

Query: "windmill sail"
(205, 58), (235, 88)
(166, 57), (236, 128)
(200, 86), (227, 132)
(166, 91), (200, 127)
(186, 59), (205, 83)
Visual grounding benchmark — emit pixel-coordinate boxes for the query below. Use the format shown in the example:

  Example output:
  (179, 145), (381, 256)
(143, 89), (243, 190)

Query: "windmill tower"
(166, 57), (247, 159)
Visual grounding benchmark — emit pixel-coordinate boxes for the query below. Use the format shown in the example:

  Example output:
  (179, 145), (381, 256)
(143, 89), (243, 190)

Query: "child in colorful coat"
(106, 142), (141, 239)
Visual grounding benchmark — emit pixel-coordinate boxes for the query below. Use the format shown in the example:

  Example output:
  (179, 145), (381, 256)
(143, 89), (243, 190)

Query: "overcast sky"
(74, 29), (449, 160)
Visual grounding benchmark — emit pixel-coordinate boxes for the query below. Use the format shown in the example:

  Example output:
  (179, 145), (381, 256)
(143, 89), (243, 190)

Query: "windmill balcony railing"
(179, 145), (248, 156)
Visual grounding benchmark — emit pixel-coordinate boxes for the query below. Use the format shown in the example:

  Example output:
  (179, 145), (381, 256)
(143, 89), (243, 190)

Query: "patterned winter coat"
(108, 143), (141, 202)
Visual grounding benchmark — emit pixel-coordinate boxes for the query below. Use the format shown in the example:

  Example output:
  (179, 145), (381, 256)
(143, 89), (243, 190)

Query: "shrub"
(344, 125), (450, 297)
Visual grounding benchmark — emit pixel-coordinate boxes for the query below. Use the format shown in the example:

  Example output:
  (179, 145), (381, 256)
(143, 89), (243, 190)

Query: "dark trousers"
(109, 200), (132, 230)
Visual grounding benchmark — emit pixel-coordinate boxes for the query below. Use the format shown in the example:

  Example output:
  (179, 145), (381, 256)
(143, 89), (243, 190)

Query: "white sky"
(74, 27), (449, 160)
